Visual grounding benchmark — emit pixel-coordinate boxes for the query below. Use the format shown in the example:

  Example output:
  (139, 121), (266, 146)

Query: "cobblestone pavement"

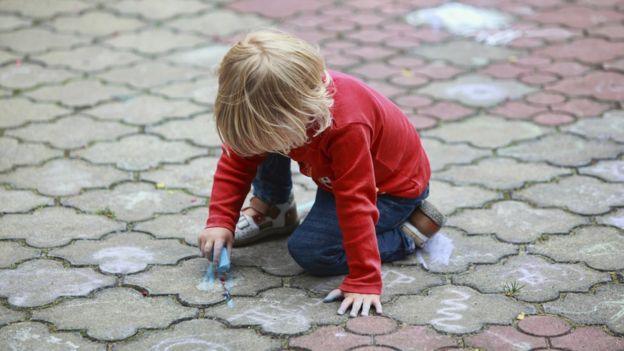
(0, 0), (623, 350)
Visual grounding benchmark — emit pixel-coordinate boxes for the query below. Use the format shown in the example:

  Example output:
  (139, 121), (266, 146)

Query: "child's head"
(214, 29), (334, 158)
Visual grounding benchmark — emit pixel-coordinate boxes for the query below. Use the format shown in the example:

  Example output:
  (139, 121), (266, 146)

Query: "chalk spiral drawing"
(430, 288), (471, 332)
(502, 263), (585, 288)
(149, 337), (229, 351)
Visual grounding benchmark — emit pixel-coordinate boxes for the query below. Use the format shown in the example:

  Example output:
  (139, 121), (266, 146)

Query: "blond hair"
(214, 29), (334, 158)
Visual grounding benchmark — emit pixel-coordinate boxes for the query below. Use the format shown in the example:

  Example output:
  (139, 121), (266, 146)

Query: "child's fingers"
(337, 296), (353, 315)
(350, 298), (363, 318)
(198, 236), (205, 256)
(361, 299), (371, 316)
(203, 240), (214, 261)
(213, 241), (224, 266)
(373, 299), (383, 315)
(323, 289), (342, 303)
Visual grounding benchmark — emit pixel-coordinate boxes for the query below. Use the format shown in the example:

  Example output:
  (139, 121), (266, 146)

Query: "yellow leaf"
(156, 182), (165, 189)
(516, 312), (525, 320)
(401, 68), (413, 77)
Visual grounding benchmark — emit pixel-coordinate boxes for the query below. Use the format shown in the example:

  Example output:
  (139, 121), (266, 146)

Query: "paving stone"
(418, 101), (474, 121)
(552, 98), (610, 119)
(537, 38), (624, 65)
(518, 315), (571, 337)
(125, 258), (280, 305)
(86, 95), (205, 125)
(0, 50), (17, 65)
(35, 46), (143, 72)
(551, 326), (624, 351)
(32, 287), (196, 341)
(0, 28), (86, 54)
(51, 11), (144, 36)
(147, 113), (220, 146)
(417, 74), (536, 107)
(163, 45), (229, 69)
(426, 180), (499, 216)
(167, 9), (271, 36)
(449, 201), (587, 243)
(385, 285), (534, 334)
(0, 63), (75, 90)
(597, 209), (624, 229)
(375, 325), (458, 351)
(290, 326), (371, 351)
(347, 316), (397, 335)
(0, 321), (104, 351)
(530, 6), (623, 29)
(454, 255), (610, 302)
(0, 259), (115, 307)
(0, 188), (53, 213)
(421, 138), (491, 172)
(564, 110), (624, 143)
(0, 14), (30, 31)
(228, 0), (331, 18)
(141, 157), (219, 197)
(437, 158), (571, 190)
(0, 207), (124, 247)
(50, 232), (197, 274)
(134, 207), (207, 246)
(114, 319), (279, 350)
(105, 29), (204, 55)
(415, 41), (518, 67)
(153, 77), (218, 105)
(0, 97), (69, 128)
(107, 0), (208, 20)
(529, 226), (624, 271)
(424, 115), (546, 148)
(397, 228), (517, 273)
(0, 0), (91, 18)
(63, 182), (198, 222)
(0, 137), (61, 172)
(99, 62), (206, 89)
(549, 71), (624, 101)
(491, 100), (547, 119)
(0, 305), (25, 326)
(579, 160), (624, 182)
(291, 266), (444, 302)
(516, 176), (624, 215)
(0, 242), (40, 268)
(0, 158), (129, 197)
(234, 236), (304, 276)
(499, 134), (622, 167)
(207, 287), (345, 334)
(465, 325), (548, 350)
(533, 112), (575, 126)
(27, 79), (135, 107)
(544, 284), (624, 334)
(74, 134), (205, 171)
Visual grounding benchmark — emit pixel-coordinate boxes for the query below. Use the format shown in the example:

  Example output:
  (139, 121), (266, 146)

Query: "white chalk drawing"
(92, 246), (154, 274)
(485, 329), (532, 351)
(446, 83), (507, 103)
(8, 326), (81, 350)
(228, 305), (309, 331)
(417, 232), (454, 269)
(604, 298), (624, 324)
(149, 336), (229, 351)
(382, 269), (415, 288)
(430, 288), (471, 332)
(603, 215), (624, 228)
(406, 3), (511, 37)
(501, 262), (586, 288)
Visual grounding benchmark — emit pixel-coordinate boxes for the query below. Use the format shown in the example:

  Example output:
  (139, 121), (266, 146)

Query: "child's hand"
(324, 289), (382, 317)
(197, 227), (234, 267)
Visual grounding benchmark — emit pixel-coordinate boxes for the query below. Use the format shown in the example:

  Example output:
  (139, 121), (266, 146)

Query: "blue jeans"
(252, 153), (429, 276)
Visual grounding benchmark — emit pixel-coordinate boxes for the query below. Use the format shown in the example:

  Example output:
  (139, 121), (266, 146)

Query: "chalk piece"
(217, 247), (230, 274)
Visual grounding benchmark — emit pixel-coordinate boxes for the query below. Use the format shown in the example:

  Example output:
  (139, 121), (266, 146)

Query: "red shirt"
(205, 69), (431, 294)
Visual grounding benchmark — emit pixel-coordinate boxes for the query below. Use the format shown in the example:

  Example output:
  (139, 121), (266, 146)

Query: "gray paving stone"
(0, 63), (75, 89)
(166, 9), (271, 36)
(32, 287), (197, 341)
(417, 75), (536, 107)
(544, 284), (624, 334)
(153, 77), (218, 105)
(0, 207), (124, 247)
(385, 285), (534, 334)
(27, 79), (135, 107)
(125, 258), (281, 305)
(454, 255), (611, 302)
(0, 158), (129, 196)
(34, 46), (143, 72)
(134, 207), (207, 246)
(51, 11), (144, 36)
(427, 180), (500, 216)
(291, 265), (444, 303)
(0, 50), (17, 64)
(147, 113), (221, 146)
(63, 182), (198, 222)
(114, 319), (279, 351)
(141, 157), (219, 197)
(99, 62), (206, 89)
(0, 14), (30, 31)
(499, 133), (622, 167)
(597, 209), (624, 229)
(234, 237), (305, 276)
(105, 29), (204, 54)
(396, 228), (517, 273)
(86, 95), (205, 125)
(0, 305), (25, 326)
(50, 232), (197, 274)
(0, 0), (91, 18)
(424, 115), (546, 148)
(0, 321), (104, 351)
(0, 137), (61, 172)
(0, 28), (87, 53)
(564, 110), (624, 143)
(579, 160), (624, 182)
(207, 287), (345, 334)
(422, 138), (491, 172)
(0, 97), (69, 128)
(0, 188), (53, 213)
(515, 176), (624, 215)
(415, 41), (518, 67)
(164, 45), (229, 69)
(437, 158), (572, 190)
(0, 259), (115, 307)
(0, 242), (40, 268)
(74, 134), (205, 171)
(529, 226), (624, 271)
(6, 115), (137, 149)
(449, 201), (587, 243)
(106, 0), (208, 20)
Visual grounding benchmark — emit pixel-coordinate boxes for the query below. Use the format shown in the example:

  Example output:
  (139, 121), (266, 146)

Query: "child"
(198, 29), (445, 317)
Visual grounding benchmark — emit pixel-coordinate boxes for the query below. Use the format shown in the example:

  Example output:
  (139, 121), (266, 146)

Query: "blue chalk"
(213, 247), (230, 274)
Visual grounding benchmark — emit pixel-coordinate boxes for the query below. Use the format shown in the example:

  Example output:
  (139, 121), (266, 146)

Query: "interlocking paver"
(98, 62), (207, 90)
(133, 207), (207, 246)
(421, 138), (491, 172)
(290, 326), (371, 351)
(34, 46), (143, 72)
(0, 322), (104, 351)
(0, 0), (90, 18)
(517, 315), (571, 336)
(105, 29), (204, 55)
(415, 40), (518, 67)
(152, 77), (218, 105)
(427, 180), (500, 215)
(548, 71), (624, 101)
(147, 113), (221, 146)
(166, 9), (271, 36)
(0, 63), (76, 90)
(0, 305), (25, 326)
(27, 79), (135, 107)
(106, 0), (208, 20)
(163, 45), (229, 69)
(0, 28), (87, 54)
(233, 236), (304, 276)
(465, 325), (548, 350)
(0, 188), (53, 213)
(551, 326), (624, 351)
(0, 242), (40, 268)
(597, 209), (624, 229)
(0, 98), (68, 128)
(141, 157), (219, 197)
(579, 160), (624, 182)
(376, 325), (458, 350)
(51, 11), (145, 37)
(564, 110), (624, 142)
(0, 137), (62, 172)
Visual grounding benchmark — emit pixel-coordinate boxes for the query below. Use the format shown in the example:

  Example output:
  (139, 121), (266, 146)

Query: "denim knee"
(287, 235), (347, 276)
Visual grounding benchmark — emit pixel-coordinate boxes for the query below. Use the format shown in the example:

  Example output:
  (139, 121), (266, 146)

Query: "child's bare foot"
(234, 193), (300, 246)
(400, 200), (445, 248)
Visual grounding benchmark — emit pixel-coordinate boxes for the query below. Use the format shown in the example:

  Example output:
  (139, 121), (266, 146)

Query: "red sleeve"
(205, 144), (267, 233)
(326, 123), (382, 295)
